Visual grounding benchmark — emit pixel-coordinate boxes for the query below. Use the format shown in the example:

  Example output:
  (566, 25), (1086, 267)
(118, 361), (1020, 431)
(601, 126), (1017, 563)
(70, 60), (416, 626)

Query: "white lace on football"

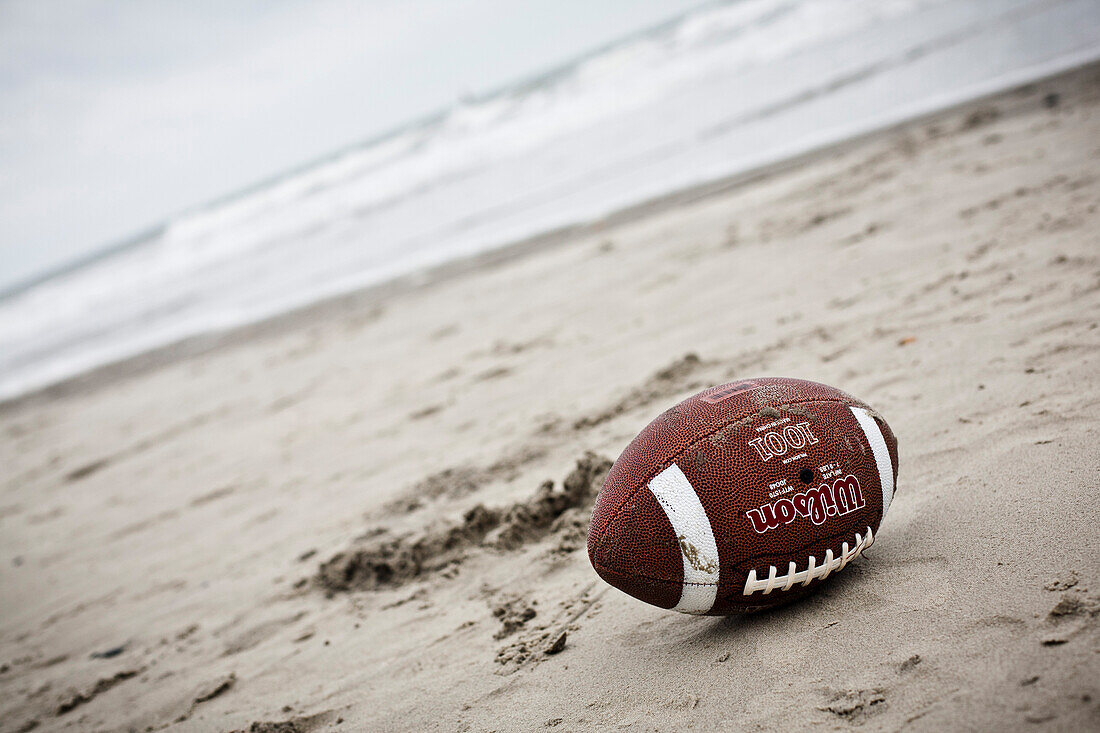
(742, 527), (874, 596)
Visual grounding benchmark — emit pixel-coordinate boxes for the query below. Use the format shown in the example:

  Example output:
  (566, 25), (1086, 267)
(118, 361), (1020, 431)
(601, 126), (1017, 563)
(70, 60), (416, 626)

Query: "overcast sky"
(0, 0), (703, 291)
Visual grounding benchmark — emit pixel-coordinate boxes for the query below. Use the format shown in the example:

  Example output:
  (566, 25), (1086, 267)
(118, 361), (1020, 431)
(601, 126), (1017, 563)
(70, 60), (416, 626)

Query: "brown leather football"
(587, 377), (898, 615)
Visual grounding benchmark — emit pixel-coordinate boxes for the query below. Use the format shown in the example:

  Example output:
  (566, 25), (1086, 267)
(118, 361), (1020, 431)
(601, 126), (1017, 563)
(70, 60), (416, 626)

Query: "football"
(587, 377), (898, 615)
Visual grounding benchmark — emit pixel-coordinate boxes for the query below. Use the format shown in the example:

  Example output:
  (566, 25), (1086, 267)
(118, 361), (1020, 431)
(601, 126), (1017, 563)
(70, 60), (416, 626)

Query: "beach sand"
(1, 63), (1099, 732)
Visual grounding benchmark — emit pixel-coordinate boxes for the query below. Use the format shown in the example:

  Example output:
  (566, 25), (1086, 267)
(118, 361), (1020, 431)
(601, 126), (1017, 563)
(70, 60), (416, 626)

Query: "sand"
(1, 63), (1099, 733)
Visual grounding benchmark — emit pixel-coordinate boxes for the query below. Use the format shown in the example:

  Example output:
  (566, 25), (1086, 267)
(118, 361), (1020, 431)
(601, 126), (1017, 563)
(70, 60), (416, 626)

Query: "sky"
(0, 0), (704, 292)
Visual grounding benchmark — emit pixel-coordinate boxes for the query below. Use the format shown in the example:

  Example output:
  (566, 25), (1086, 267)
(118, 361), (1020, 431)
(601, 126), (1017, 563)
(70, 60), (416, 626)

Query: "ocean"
(2, 0), (1098, 401)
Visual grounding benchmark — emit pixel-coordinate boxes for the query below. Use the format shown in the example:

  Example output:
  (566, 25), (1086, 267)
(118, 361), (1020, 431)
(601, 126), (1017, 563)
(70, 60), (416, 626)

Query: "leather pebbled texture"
(587, 377), (898, 615)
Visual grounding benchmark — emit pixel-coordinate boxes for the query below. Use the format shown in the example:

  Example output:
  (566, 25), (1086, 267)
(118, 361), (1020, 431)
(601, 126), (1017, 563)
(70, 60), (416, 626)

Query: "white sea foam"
(1, 0), (1098, 400)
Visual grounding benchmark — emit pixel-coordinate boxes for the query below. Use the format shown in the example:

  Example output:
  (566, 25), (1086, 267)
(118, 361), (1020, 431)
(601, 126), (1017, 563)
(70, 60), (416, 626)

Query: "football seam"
(600, 395), (864, 526)
(592, 525), (870, 589)
(732, 525), (875, 572)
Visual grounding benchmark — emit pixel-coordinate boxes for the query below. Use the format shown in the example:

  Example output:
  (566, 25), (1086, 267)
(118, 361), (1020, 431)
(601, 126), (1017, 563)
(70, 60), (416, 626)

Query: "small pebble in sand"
(545, 632), (567, 655)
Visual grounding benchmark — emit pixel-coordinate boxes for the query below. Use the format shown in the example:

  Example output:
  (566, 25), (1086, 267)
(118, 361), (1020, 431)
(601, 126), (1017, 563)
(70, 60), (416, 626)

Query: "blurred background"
(2, 0), (1099, 401)
(4, 3), (1100, 730)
